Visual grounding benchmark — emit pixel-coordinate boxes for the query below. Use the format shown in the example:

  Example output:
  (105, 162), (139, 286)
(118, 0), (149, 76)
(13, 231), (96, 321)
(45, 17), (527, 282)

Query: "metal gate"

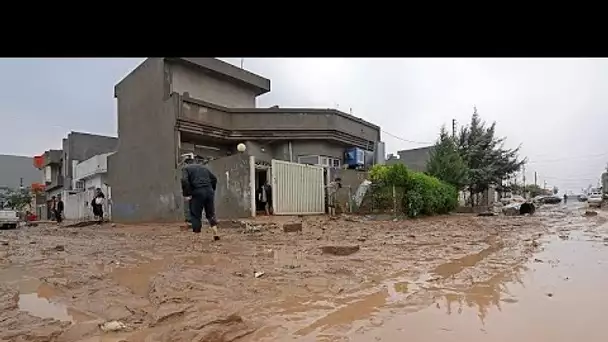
(271, 159), (325, 215)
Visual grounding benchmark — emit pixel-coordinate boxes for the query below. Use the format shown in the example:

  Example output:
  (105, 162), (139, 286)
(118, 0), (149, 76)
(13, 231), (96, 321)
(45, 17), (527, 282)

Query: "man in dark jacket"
(181, 156), (220, 241)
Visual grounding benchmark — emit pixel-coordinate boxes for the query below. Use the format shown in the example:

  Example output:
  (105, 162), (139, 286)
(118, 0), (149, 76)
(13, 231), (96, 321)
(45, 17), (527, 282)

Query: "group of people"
(181, 154), (345, 241)
(49, 188), (106, 225)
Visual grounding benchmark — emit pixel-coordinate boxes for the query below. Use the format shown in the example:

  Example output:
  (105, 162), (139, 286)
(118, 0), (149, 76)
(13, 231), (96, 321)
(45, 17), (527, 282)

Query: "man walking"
(181, 156), (220, 241)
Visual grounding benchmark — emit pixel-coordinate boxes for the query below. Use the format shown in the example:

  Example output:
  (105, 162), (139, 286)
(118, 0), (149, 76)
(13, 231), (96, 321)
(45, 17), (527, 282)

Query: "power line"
(381, 130), (432, 145)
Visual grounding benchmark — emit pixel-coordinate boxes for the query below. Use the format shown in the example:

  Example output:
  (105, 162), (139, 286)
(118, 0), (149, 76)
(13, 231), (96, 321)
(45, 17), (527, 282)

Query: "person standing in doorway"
(258, 181), (273, 215)
(181, 156), (220, 241)
(92, 188), (106, 224)
(55, 195), (64, 224)
(326, 177), (342, 216)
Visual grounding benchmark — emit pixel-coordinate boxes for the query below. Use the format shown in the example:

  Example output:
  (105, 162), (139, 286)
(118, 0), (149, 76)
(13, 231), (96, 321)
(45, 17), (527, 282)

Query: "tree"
(426, 126), (468, 189)
(3, 188), (32, 211)
(457, 107), (525, 204)
(525, 184), (544, 198)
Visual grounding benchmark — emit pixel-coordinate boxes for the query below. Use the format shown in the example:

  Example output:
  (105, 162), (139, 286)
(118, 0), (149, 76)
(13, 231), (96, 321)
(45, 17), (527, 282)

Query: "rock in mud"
(53, 245), (65, 252)
(585, 210), (598, 217)
(357, 236), (367, 242)
(321, 245), (360, 256)
(0, 240), (8, 246)
(99, 320), (127, 332)
(283, 222), (302, 233)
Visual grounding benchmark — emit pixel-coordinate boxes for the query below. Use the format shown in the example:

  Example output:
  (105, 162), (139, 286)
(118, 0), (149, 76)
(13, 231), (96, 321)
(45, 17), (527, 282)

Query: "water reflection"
(439, 265), (527, 323)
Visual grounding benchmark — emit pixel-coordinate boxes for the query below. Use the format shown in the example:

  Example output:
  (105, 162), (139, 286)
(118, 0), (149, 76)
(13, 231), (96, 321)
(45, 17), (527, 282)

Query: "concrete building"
(61, 132), (118, 193)
(35, 132), (117, 219)
(64, 152), (113, 221)
(108, 57), (383, 222)
(386, 146), (434, 172)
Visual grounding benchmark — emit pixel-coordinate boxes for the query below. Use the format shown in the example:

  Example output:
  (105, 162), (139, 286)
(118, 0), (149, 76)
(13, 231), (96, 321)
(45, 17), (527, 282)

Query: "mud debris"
(283, 222), (303, 233)
(320, 245), (360, 256)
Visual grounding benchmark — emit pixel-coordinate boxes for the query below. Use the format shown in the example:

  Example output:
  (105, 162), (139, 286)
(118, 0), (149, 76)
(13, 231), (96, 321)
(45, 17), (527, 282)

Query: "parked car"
(578, 194), (588, 202)
(0, 209), (19, 229)
(588, 192), (603, 207)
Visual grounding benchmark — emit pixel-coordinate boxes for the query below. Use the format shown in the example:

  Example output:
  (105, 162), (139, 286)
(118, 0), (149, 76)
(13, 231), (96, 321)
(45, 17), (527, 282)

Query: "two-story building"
(108, 57), (385, 222)
(34, 132), (118, 219)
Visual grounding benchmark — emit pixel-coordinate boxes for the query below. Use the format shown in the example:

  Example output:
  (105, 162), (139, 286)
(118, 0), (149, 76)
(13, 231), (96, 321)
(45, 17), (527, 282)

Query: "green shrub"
(369, 164), (458, 217)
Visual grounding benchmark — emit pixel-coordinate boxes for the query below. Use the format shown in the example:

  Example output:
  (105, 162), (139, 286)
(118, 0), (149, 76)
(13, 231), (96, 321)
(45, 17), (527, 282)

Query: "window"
(75, 180), (85, 191)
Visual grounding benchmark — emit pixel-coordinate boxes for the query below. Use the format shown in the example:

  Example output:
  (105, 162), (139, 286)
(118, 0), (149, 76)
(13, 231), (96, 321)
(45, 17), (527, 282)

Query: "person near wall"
(92, 188), (106, 224)
(181, 156), (220, 241)
(258, 181), (273, 215)
(326, 177), (342, 216)
(55, 195), (64, 224)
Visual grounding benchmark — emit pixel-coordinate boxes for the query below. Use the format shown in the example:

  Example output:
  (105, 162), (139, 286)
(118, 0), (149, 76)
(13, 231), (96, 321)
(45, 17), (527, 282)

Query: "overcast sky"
(0, 58), (606, 193)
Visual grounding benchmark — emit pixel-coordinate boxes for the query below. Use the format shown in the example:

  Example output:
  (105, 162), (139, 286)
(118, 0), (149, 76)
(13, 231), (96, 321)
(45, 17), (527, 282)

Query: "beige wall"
(169, 63), (257, 108)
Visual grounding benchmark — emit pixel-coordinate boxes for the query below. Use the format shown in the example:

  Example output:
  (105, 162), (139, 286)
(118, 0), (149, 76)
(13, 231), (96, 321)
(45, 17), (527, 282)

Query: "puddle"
(349, 220), (608, 341)
(110, 258), (170, 297)
(17, 281), (93, 322)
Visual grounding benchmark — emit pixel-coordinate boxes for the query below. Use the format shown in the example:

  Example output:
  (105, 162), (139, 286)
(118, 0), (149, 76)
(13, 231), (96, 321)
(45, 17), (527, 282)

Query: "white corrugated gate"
(271, 159), (325, 215)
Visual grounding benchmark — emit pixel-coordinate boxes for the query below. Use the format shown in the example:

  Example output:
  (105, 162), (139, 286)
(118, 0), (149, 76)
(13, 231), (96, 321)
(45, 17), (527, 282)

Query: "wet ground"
(0, 202), (606, 341)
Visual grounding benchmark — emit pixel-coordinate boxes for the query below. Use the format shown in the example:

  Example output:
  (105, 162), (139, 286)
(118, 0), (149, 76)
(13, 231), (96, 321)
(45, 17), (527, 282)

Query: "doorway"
(255, 169), (269, 213)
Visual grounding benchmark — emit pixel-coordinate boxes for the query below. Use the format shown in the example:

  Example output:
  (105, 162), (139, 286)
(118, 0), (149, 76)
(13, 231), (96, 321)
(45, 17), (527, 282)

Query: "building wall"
(205, 154), (252, 219)
(62, 133), (117, 191)
(73, 152), (113, 185)
(169, 63), (257, 108)
(108, 58), (182, 223)
(395, 146), (434, 172)
(178, 98), (381, 148)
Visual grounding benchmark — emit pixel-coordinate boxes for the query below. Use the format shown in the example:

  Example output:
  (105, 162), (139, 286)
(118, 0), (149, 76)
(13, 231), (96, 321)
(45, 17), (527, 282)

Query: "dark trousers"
(54, 210), (63, 223)
(189, 188), (218, 233)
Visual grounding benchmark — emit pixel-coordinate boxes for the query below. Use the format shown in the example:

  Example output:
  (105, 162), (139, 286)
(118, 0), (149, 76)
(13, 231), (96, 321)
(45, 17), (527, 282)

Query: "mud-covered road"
(1, 204), (606, 341)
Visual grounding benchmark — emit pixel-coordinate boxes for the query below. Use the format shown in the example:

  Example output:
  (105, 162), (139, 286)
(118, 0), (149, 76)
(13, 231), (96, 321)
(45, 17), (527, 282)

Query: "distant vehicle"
(578, 194), (588, 202)
(501, 195), (526, 205)
(0, 209), (19, 229)
(588, 192), (603, 207)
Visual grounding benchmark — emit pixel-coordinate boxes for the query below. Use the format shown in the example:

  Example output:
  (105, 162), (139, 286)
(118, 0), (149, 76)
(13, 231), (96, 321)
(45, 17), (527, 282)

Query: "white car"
(588, 192), (603, 207)
(0, 210), (19, 229)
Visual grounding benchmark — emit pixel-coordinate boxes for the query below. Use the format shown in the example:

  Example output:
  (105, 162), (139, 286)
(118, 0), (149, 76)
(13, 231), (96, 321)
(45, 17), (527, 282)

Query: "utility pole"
(534, 171), (537, 187)
(240, 58), (244, 69)
(452, 119), (456, 138)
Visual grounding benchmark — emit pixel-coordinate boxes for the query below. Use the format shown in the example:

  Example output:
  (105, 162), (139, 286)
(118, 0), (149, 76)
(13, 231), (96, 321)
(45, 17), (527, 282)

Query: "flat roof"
(166, 58), (271, 96)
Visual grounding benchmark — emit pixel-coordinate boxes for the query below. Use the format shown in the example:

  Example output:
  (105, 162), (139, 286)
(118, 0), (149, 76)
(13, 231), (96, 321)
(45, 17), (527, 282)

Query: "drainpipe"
(288, 141), (293, 162)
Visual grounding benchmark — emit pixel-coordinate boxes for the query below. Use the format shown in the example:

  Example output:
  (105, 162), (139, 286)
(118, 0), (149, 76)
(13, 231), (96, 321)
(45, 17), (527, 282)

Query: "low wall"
(205, 154), (251, 219)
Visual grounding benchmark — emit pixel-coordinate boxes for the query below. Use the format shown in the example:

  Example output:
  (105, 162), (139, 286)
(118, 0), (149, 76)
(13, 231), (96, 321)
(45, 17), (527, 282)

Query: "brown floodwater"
(348, 212), (608, 341)
(1, 204), (606, 341)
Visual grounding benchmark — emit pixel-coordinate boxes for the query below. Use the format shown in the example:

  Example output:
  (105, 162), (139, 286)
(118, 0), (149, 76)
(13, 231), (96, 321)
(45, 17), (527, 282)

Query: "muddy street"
(0, 204), (606, 341)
